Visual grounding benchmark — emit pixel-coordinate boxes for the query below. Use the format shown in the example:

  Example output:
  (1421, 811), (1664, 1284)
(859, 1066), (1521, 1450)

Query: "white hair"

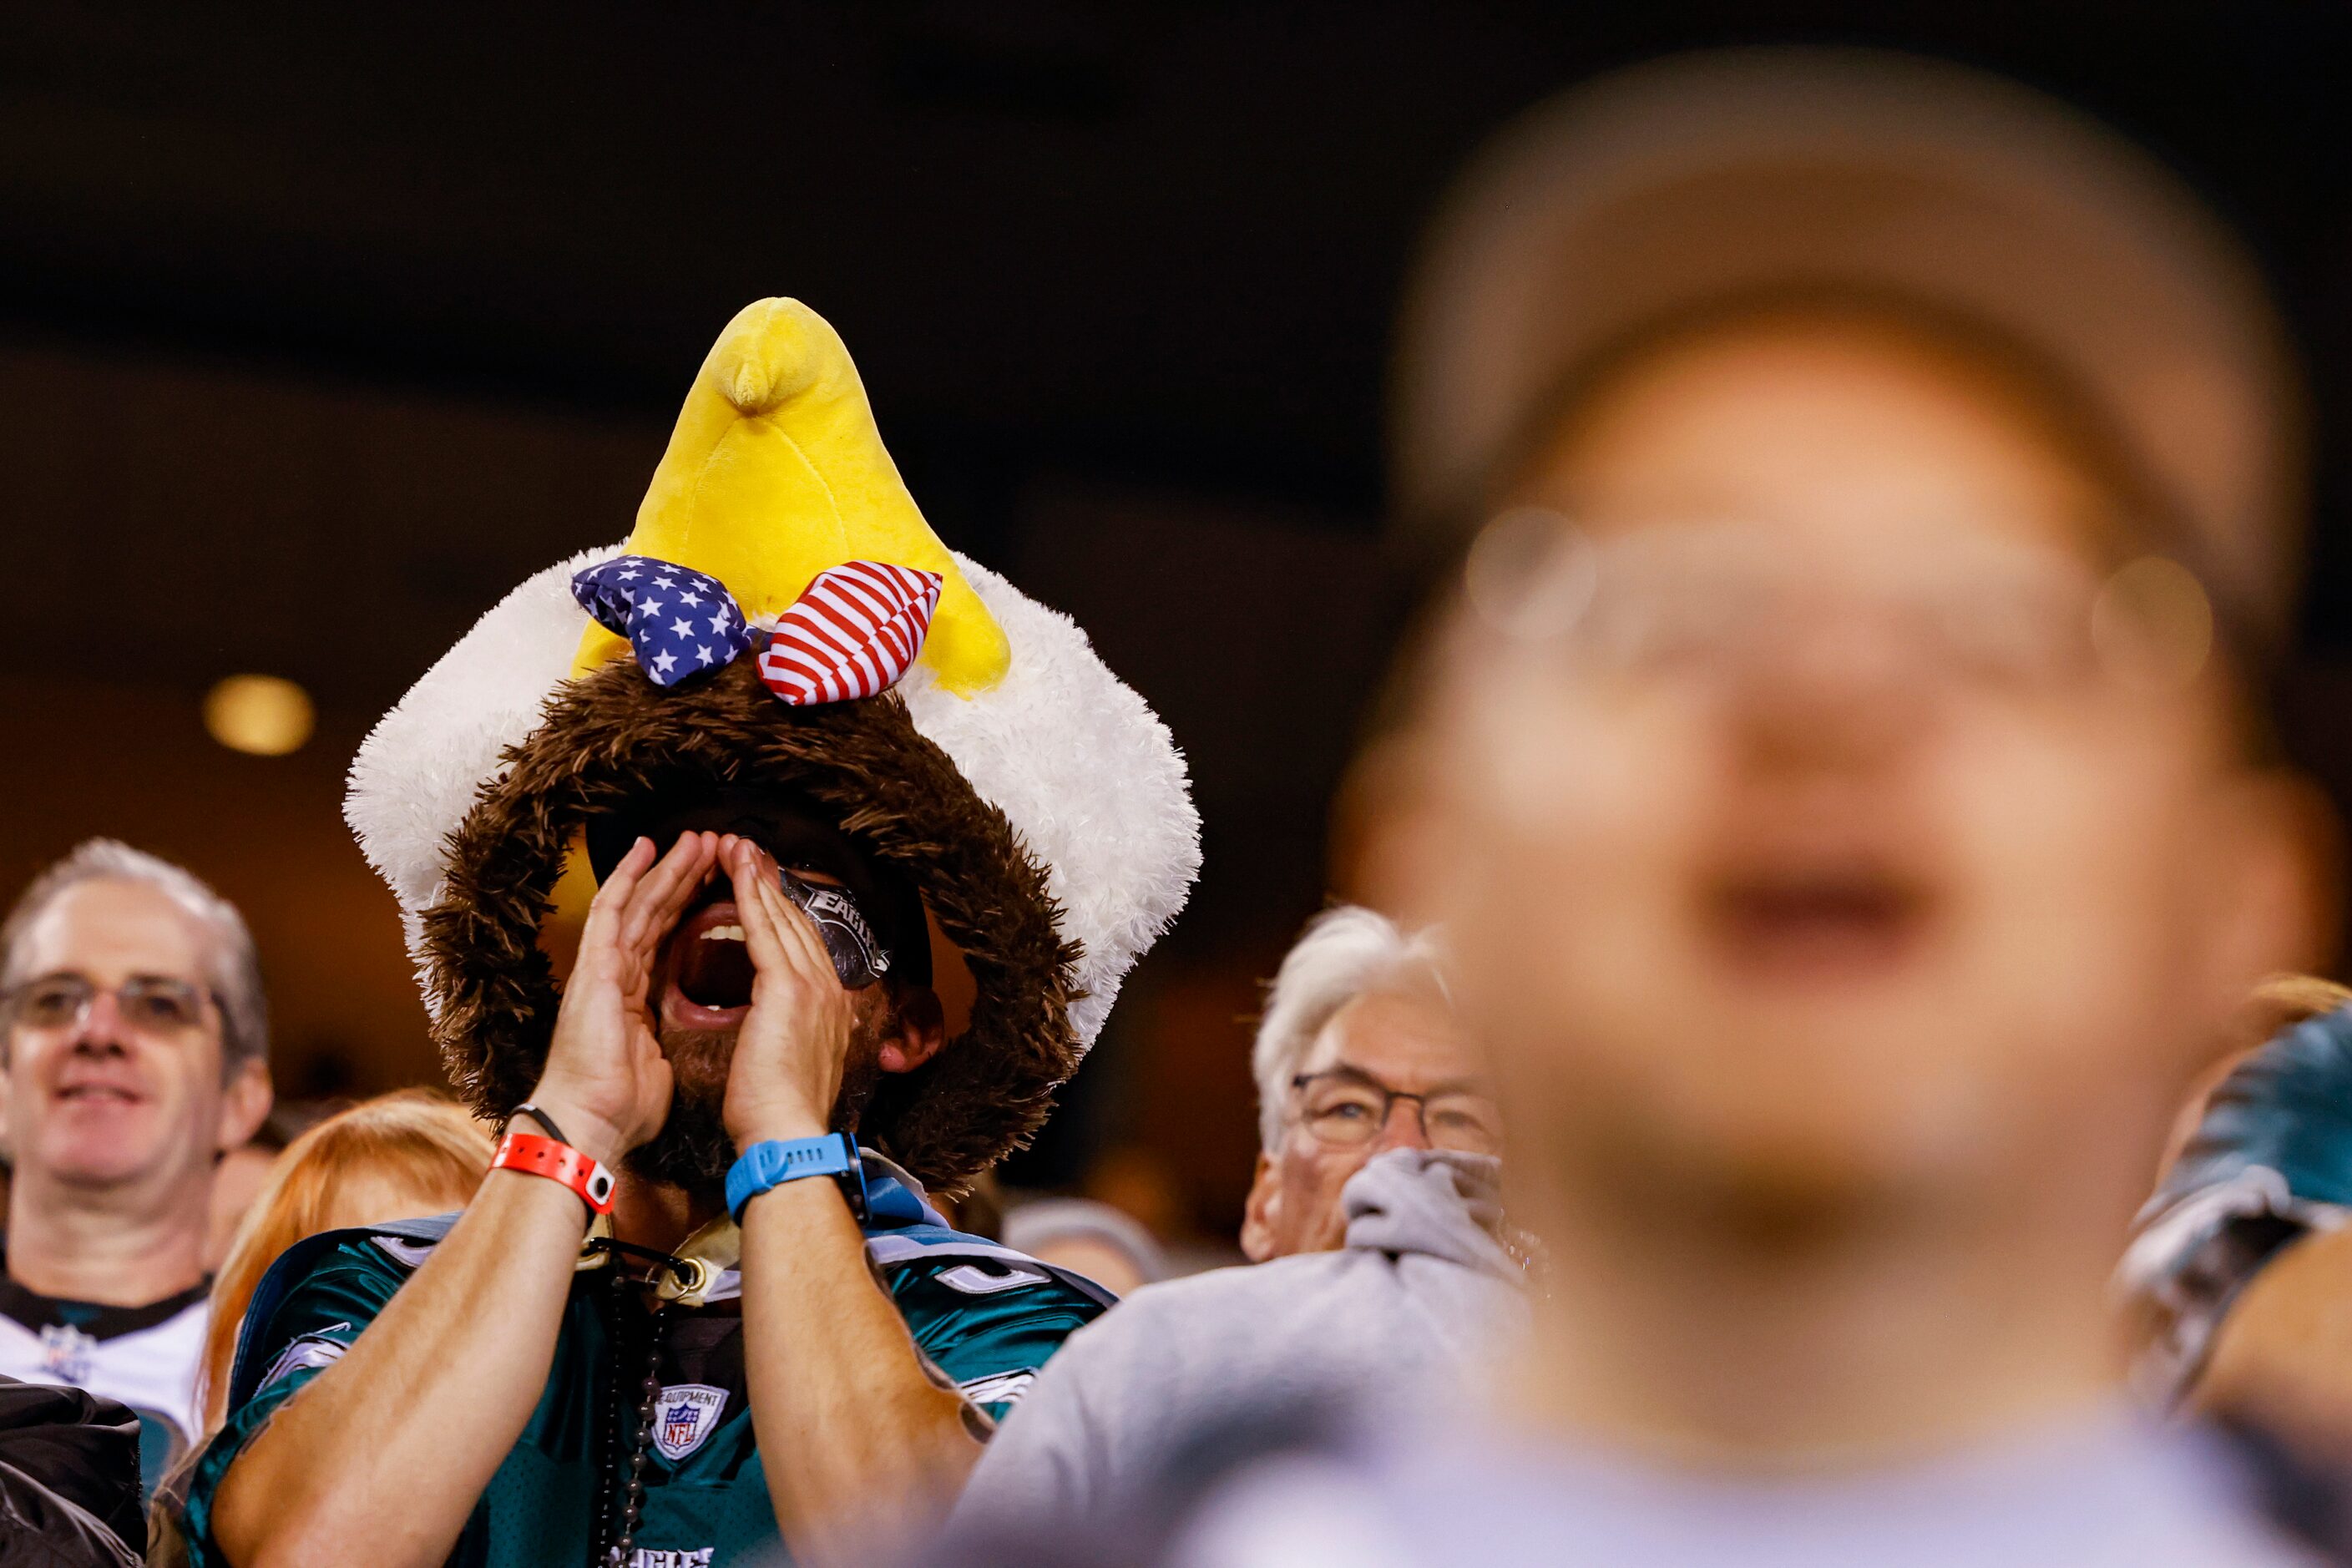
(0, 839), (270, 1072)
(1252, 905), (1448, 1151)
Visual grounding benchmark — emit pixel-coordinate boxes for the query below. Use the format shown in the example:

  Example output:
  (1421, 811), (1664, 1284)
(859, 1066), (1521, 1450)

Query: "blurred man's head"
(0, 842), (272, 1203)
(1379, 300), (2323, 1252)
(1241, 908), (1495, 1261)
(1368, 53), (2332, 1285)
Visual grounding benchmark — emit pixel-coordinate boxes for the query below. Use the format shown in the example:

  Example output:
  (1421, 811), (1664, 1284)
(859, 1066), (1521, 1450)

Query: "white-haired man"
(948, 906), (1522, 1530)
(1239, 905), (1491, 1258)
(0, 842), (274, 1495)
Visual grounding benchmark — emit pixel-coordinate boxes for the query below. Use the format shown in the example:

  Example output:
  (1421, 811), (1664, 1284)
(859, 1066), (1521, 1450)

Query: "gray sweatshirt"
(950, 1150), (1527, 1530)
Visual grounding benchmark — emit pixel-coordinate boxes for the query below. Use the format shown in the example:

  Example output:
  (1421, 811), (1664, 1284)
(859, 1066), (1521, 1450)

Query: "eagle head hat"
(346, 298), (1201, 1193)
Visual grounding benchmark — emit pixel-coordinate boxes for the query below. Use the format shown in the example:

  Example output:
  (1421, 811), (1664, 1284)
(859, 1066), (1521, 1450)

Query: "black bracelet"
(511, 1101), (571, 1146)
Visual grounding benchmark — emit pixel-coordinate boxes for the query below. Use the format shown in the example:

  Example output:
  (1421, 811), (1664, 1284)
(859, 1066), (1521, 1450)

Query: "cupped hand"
(529, 832), (717, 1166)
(722, 837), (858, 1151)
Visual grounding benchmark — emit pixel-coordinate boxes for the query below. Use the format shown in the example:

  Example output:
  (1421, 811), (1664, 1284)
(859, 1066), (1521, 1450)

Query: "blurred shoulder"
(1026, 1252), (1367, 1377)
(1091, 1245), (1422, 1328)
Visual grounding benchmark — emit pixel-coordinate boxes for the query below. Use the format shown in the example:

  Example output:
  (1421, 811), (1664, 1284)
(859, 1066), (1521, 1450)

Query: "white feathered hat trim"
(346, 541), (1199, 1051)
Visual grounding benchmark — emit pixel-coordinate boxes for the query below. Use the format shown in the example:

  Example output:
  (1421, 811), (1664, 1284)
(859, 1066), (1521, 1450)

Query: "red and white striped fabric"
(756, 560), (945, 706)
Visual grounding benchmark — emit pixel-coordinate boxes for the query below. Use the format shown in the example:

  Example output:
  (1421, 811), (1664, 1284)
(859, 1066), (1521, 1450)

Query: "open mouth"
(55, 1083), (141, 1107)
(666, 892), (756, 1024)
(1707, 866), (1931, 978)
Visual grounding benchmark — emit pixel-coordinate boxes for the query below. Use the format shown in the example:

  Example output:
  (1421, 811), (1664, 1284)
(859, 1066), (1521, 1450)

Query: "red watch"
(491, 1130), (617, 1216)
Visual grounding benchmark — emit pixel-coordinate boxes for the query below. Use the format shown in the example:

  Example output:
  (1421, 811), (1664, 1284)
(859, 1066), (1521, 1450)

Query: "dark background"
(4, 1), (2349, 1240)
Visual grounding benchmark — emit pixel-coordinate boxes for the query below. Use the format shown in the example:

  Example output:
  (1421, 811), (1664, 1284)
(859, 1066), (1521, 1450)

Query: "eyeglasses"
(1289, 1068), (1504, 1157)
(3, 974), (215, 1036)
(1464, 511), (2216, 701)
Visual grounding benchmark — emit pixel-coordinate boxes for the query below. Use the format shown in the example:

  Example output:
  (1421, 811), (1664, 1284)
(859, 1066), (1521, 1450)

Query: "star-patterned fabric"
(571, 555), (757, 687)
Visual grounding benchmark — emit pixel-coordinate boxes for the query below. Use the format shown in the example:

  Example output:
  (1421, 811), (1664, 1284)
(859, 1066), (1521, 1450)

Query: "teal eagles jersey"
(176, 1157), (1114, 1567)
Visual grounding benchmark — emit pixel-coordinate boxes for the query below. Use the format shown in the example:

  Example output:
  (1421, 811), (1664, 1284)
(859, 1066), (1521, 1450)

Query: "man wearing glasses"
(1237, 906), (1500, 1261)
(0, 841), (273, 1494)
(951, 906), (1523, 1530)
(1130, 51), (2340, 1568)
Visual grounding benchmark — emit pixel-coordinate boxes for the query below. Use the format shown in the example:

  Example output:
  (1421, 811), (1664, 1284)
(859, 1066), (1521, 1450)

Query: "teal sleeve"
(888, 1260), (1109, 1424)
(178, 1238), (407, 1567)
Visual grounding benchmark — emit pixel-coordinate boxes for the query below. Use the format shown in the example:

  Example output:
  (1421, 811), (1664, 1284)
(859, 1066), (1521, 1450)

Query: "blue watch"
(726, 1131), (869, 1223)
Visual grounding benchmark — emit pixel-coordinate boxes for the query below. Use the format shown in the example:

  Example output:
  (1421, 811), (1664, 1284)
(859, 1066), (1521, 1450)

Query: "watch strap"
(727, 1132), (868, 1222)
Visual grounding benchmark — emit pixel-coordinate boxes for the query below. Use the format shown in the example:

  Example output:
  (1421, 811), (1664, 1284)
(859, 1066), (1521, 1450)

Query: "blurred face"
(1385, 316), (2317, 1237)
(3, 879), (260, 1193)
(1241, 988), (1495, 1261)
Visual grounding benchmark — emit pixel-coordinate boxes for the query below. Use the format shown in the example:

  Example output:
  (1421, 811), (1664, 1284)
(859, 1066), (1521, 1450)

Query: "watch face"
(780, 869), (893, 989)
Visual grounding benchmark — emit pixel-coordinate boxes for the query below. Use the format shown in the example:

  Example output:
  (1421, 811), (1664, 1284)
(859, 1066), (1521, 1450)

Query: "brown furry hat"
(422, 655), (1080, 1195)
(348, 301), (1198, 1196)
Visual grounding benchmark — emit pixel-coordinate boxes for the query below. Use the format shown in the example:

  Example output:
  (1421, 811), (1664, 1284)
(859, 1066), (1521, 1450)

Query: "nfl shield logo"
(38, 1324), (95, 1386)
(651, 1383), (727, 1462)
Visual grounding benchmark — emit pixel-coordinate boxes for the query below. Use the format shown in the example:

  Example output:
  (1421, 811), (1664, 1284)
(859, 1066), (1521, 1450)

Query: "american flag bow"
(756, 560), (944, 706)
(571, 554), (943, 705)
(572, 555), (757, 688)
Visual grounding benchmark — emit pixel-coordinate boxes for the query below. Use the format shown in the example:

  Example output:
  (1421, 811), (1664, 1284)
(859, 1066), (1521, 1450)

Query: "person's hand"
(723, 837), (858, 1151)
(529, 832), (717, 1167)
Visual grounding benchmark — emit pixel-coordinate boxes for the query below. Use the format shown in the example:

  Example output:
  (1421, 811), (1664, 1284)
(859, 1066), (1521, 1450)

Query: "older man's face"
(2, 879), (263, 1191)
(1240, 988), (1493, 1261)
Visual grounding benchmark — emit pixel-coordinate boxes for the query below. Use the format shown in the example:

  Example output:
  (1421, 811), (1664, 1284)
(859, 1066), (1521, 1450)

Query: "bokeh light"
(203, 674), (315, 756)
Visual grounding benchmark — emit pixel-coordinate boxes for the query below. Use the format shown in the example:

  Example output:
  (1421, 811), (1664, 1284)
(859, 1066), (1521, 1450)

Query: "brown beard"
(625, 1003), (893, 1194)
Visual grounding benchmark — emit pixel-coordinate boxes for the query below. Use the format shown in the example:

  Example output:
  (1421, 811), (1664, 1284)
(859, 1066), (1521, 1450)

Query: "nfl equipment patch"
(651, 1383), (727, 1461)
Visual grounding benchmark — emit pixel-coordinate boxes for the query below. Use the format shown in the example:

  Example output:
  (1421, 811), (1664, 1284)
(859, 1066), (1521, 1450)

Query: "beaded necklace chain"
(588, 1242), (685, 1568)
